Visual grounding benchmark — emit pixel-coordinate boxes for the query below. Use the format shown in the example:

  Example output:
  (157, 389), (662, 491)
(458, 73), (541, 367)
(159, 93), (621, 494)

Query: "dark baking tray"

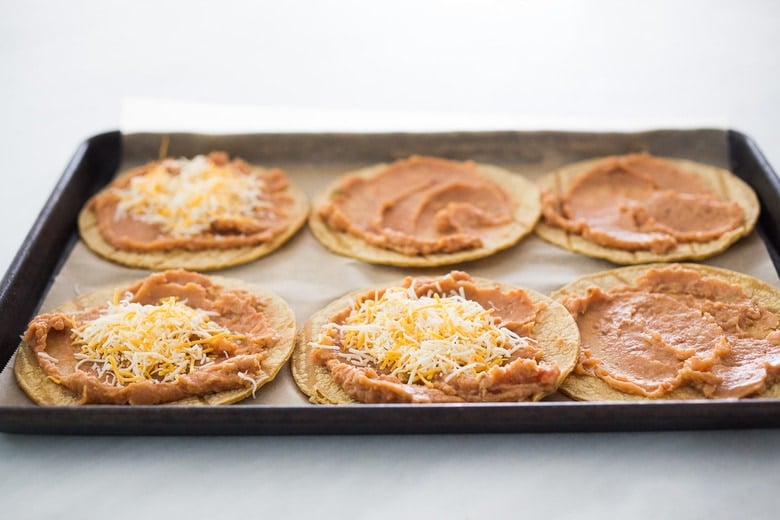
(0, 129), (779, 435)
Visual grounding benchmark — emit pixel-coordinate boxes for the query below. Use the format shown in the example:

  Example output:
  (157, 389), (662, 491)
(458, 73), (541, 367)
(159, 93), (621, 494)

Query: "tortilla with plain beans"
(309, 157), (541, 267)
(14, 270), (297, 406)
(551, 263), (780, 401)
(535, 154), (759, 264)
(292, 272), (580, 404)
(78, 153), (310, 271)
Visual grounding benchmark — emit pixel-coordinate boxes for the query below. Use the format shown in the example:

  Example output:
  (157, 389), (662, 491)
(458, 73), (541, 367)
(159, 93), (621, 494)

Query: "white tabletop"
(3, 1), (780, 518)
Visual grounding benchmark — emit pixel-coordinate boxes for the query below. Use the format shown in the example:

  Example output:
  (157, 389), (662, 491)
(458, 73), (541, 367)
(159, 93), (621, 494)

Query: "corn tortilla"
(14, 273), (297, 406)
(309, 159), (541, 267)
(552, 263), (780, 401)
(535, 156), (760, 264)
(292, 274), (581, 404)
(78, 158), (310, 271)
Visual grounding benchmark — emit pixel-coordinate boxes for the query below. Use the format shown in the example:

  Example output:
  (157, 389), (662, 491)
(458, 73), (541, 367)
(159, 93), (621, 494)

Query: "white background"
(2, 1), (780, 518)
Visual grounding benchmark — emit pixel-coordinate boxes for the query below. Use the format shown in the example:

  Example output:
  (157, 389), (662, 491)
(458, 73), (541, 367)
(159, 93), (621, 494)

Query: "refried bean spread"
(310, 271), (561, 403)
(542, 153), (745, 253)
(90, 151), (294, 252)
(317, 156), (516, 255)
(563, 265), (780, 399)
(22, 270), (280, 404)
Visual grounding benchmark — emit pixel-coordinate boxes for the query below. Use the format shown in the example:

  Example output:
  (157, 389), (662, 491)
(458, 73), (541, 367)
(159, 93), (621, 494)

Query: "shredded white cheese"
(37, 352), (59, 364)
(112, 155), (269, 236)
(237, 371), (259, 398)
(71, 293), (241, 386)
(317, 286), (533, 385)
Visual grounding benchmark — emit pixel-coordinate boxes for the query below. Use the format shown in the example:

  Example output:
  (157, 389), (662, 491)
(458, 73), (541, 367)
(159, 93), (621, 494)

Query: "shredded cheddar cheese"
(319, 286), (533, 385)
(71, 295), (240, 386)
(112, 155), (269, 236)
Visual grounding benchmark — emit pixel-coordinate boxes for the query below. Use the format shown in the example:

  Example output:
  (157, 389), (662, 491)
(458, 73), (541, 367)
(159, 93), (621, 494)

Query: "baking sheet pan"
(0, 129), (778, 435)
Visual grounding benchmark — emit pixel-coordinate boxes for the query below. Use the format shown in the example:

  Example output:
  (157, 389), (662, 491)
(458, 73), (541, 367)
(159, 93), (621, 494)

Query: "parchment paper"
(1, 129), (777, 406)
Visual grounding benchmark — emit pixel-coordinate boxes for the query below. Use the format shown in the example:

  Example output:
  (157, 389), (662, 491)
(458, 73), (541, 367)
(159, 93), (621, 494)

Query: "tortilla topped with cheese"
(79, 151), (309, 271)
(292, 271), (580, 403)
(14, 270), (296, 405)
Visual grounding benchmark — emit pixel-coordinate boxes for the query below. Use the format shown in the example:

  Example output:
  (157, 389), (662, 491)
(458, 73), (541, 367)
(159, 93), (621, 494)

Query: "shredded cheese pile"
(323, 286), (532, 385)
(112, 155), (268, 236)
(71, 294), (238, 386)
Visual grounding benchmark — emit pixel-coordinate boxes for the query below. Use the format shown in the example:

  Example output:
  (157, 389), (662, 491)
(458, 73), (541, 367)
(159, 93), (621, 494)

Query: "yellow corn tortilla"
(14, 273), (297, 406)
(551, 263), (780, 401)
(78, 159), (310, 271)
(309, 159), (541, 267)
(292, 274), (581, 404)
(535, 155), (760, 264)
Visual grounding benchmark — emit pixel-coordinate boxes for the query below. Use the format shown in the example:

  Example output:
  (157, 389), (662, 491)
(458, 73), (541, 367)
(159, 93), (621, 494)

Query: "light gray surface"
(2, 1), (780, 518)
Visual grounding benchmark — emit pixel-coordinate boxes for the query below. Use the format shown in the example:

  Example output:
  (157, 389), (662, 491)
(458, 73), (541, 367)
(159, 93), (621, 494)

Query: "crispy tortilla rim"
(309, 161), (541, 267)
(535, 156), (760, 264)
(551, 263), (780, 401)
(78, 163), (310, 271)
(292, 276), (581, 404)
(14, 276), (297, 406)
